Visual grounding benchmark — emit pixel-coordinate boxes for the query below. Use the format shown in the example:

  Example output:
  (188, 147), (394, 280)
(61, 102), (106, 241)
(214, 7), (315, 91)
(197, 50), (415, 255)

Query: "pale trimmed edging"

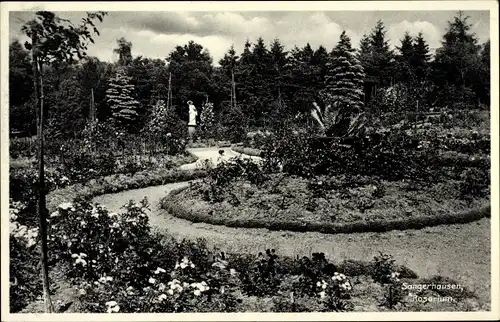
(161, 186), (490, 234)
(230, 146), (263, 157)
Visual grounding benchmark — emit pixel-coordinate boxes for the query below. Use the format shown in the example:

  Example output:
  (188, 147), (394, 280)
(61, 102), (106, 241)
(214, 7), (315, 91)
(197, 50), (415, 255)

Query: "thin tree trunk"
(32, 32), (54, 313)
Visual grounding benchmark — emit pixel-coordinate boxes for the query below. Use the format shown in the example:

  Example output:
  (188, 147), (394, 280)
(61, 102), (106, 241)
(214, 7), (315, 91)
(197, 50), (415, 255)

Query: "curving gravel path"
(92, 147), (491, 305)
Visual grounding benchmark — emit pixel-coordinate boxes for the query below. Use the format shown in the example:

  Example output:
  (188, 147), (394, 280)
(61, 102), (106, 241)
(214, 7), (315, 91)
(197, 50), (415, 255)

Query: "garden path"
(93, 147), (490, 304)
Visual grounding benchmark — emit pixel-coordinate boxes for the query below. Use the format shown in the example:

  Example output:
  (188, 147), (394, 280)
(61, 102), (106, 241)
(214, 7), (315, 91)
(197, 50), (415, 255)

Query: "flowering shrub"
(316, 272), (354, 311)
(9, 167), (71, 227)
(372, 252), (397, 284)
(61, 150), (117, 182)
(371, 252), (407, 309)
(199, 157), (267, 203)
(9, 199), (42, 312)
(43, 199), (243, 313)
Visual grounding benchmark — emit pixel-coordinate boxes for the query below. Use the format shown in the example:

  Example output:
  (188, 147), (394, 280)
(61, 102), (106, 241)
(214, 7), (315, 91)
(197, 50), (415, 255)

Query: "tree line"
(9, 11), (490, 138)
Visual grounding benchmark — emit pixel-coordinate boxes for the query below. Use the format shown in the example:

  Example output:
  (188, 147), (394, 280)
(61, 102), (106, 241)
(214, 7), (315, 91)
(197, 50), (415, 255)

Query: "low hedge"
(161, 186), (490, 234)
(231, 146), (263, 157)
(47, 168), (207, 214)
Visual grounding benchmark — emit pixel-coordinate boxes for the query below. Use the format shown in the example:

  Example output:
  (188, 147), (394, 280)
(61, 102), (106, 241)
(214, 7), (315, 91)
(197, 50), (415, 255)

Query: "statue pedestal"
(188, 125), (196, 142)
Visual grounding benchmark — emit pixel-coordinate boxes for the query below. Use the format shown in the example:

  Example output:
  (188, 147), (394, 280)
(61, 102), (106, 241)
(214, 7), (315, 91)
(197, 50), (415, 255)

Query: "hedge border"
(161, 186), (490, 234)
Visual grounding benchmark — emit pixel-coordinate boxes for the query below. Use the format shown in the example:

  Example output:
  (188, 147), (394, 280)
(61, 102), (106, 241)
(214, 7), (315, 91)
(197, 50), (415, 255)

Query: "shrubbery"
(260, 125), (489, 185)
(197, 156), (267, 203)
(11, 194), (481, 313)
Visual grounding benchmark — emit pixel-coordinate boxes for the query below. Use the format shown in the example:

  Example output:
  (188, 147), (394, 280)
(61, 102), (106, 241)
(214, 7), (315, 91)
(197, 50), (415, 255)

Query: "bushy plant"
(200, 157), (267, 203)
(9, 199), (42, 312)
(9, 167), (71, 226)
(240, 249), (280, 296)
(42, 198), (242, 313)
(371, 252), (407, 309)
(61, 151), (117, 182)
(460, 168), (490, 202)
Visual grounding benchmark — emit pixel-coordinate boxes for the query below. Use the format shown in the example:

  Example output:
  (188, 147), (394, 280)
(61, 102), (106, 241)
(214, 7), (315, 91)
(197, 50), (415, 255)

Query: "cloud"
(387, 20), (442, 49)
(8, 11), (489, 65)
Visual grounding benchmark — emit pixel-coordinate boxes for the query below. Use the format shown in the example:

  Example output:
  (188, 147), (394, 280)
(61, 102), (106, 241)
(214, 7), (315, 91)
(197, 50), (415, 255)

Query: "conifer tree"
(395, 31), (415, 83)
(412, 32), (431, 80)
(357, 33), (373, 76)
(432, 11), (481, 104)
(106, 67), (141, 129)
(320, 31), (366, 136)
(357, 21), (394, 86)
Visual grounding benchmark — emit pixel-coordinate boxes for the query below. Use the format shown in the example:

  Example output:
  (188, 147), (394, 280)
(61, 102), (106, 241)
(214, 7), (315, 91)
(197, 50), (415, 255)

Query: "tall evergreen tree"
(395, 31), (415, 83)
(219, 45), (239, 77)
(320, 31), (366, 136)
(357, 33), (372, 70)
(369, 20), (395, 86)
(412, 32), (431, 80)
(106, 67), (141, 129)
(432, 11), (482, 104)
(311, 45), (329, 92)
(358, 21), (394, 86)
(285, 44), (319, 116)
(269, 38), (289, 98)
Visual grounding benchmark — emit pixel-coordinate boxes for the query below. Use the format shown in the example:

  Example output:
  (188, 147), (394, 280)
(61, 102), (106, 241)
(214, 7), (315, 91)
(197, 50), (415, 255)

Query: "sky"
(9, 10), (490, 66)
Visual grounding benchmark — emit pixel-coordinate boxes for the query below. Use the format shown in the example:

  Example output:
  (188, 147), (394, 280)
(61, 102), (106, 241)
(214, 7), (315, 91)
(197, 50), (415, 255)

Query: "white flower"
(50, 211), (60, 218)
(75, 258), (87, 266)
(190, 263), (195, 268)
(230, 268), (237, 276)
(174, 262), (180, 269)
(148, 277), (156, 284)
(154, 267), (166, 274)
(316, 281), (322, 287)
(105, 301), (120, 313)
(158, 283), (166, 291)
(158, 293), (167, 302)
(319, 291), (326, 299)
(194, 289), (201, 296)
(91, 209), (100, 218)
(167, 289), (174, 295)
(58, 202), (73, 210)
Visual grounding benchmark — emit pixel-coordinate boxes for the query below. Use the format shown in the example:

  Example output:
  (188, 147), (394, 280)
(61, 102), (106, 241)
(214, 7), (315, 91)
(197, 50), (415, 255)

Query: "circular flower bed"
(162, 173), (490, 234)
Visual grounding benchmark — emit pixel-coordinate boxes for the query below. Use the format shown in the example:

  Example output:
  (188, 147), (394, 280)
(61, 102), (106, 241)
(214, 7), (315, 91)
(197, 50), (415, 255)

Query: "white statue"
(188, 100), (197, 126)
(187, 100), (197, 141)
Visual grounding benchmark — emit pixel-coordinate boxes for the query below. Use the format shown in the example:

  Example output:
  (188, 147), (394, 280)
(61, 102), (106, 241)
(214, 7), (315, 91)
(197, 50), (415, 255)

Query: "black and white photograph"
(1, 1), (498, 320)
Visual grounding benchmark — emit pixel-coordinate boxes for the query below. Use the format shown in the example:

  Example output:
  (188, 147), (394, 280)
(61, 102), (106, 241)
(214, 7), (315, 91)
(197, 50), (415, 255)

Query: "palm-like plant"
(309, 31), (366, 138)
